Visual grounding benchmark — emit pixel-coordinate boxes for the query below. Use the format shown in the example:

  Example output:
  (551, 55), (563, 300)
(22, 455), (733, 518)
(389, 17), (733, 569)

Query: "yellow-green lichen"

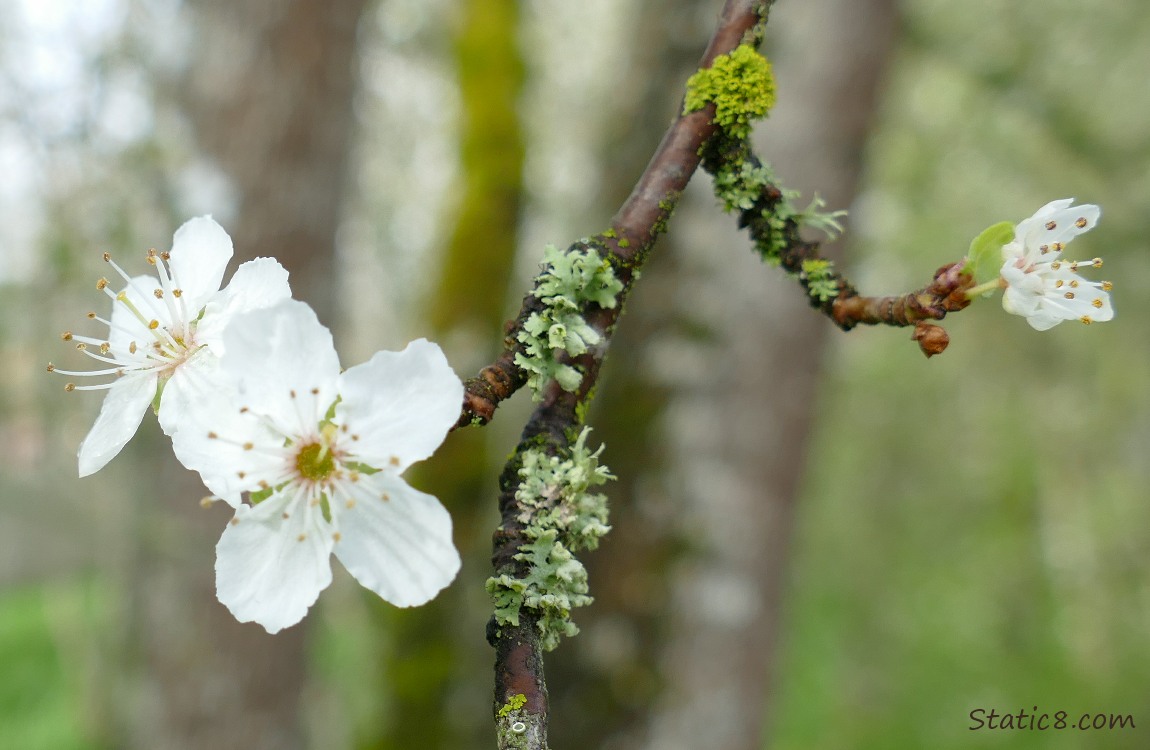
(497, 694), (528, 718)
(684, 45), (776, 140)
(800, 258), (840, 302)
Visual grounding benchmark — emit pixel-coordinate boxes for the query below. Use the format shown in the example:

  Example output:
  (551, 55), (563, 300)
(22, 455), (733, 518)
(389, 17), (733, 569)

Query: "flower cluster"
(52, 217), (463, 633)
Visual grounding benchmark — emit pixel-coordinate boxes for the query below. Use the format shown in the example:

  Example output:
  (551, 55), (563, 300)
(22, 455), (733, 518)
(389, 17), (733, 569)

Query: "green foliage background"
(769, 1), (1150, 748)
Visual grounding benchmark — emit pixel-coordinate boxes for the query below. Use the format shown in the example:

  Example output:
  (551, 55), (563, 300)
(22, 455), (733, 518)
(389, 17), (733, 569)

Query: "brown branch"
(455, 0), (770, 430)
(699, 140), (975, 356)
(484, 1), (774, 747)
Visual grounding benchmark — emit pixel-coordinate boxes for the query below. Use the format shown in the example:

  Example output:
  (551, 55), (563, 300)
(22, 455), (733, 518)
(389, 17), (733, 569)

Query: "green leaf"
(964, 221), (1014, 287)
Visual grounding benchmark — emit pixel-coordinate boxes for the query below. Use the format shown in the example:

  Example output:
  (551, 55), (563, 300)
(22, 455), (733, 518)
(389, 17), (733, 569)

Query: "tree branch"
(483, 2), (774, 747)
(456, 0), (771, 431)
(699, 138), (975, 356)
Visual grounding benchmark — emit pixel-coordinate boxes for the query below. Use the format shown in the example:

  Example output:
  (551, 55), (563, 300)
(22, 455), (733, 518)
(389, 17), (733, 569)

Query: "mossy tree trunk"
(359, 1), (525, 748)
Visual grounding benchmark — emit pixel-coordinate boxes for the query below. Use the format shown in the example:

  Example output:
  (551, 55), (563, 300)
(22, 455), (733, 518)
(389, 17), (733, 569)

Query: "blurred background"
(3, 0), (1148, 748)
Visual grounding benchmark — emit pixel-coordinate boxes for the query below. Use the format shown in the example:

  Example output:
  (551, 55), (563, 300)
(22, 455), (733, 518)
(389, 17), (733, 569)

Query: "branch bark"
(458, 0), (770, 431)
(485, 1), (773, 747)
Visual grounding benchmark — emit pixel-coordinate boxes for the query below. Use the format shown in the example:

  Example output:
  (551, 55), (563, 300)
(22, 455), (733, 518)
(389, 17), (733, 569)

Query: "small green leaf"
(964, 221), (1014, 287)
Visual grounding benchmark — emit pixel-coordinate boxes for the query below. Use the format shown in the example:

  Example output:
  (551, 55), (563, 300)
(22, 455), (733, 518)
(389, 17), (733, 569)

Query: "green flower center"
(296, 442), (335, 482)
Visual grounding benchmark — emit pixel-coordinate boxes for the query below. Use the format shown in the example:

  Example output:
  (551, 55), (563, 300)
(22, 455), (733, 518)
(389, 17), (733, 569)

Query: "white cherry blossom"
(999, 199), (1114, 330)
(50, 216), (291, 476)
(169, 299), (463, 634)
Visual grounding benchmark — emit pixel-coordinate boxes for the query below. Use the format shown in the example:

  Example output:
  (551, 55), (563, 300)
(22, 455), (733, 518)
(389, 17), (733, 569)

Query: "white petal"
(196, 258), (292, 353)
(1020, 202), (1100, 255)
(220, 300), (340, 432)
(1000, 264), (1042, 317)
(1023, 308), (1066, 331)
(77, 372), (157, 477)
(215, 491), (334, 634)
(167, 216), (234, 313)
(334, 475), (460, 607)
(165, 366), (290, 505)
(336, 339), (463, 471)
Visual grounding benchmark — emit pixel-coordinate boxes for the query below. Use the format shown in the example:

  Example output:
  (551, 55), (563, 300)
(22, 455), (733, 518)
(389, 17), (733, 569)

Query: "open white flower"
(50, 216), (291, 476)
(169, 299), (463, 634)
(1000, 199), (1114, 330)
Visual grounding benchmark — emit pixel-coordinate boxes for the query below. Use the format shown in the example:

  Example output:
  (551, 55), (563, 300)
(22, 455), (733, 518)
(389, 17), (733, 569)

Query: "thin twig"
(699, 140), (975, 355)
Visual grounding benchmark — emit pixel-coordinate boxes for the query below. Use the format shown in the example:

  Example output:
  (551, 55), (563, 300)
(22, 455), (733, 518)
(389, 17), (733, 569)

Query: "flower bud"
(911, 321), (949, 358)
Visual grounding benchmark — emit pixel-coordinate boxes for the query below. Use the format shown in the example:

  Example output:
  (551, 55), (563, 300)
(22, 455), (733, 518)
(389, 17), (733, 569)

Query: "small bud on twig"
(911, 322), (949, 358)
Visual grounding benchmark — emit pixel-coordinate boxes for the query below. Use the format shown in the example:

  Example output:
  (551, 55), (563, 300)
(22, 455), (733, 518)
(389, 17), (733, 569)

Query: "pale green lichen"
(486, 427), (614, 651)
(684, 45), (776, 140)
(711, 158), (846, 265)
(800, 258), (840, 302)
(515, 244), (623, 400)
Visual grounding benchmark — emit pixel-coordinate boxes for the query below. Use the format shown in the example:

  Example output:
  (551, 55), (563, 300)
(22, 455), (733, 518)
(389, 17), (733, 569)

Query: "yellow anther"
(1045, 220), (1057, 230)
(1080, 316), (1093, 325)
(96, 278), (109, 290)
(172, 289), (182, 298)
(154, 289), (163, 298)
(1069, 280), (1079, 288)
(75, 343), (87, 350)
(148, 320), (159, 330)
(1091, 298), (1103, 309)
(129, 341), (137, 354)
(1101, 281), (1113, 291)
(296, 533), (307, 542)
(1040, 244), (1050, 254)
(102, 252), (111, 262)
(1055, 280), (1064, 288)
(243, 442), (254, 451)
(65, 383), (76, 391)
(200, 496), (214, 508)
(161, 251), (170, 261)
(207, 431), (219, 439)
(61, 331), (73, 341)
(1052, 242), (1064, 252)
(99, 343), (110, 354)
(1064, 292), (1075, 300)
(86, 312), (96, 319)
(1075, 217), (1088, 228)
(46, 363), (55, 372)
(1051, 261), (1062, 270)
(1092, 258), (1103, 267)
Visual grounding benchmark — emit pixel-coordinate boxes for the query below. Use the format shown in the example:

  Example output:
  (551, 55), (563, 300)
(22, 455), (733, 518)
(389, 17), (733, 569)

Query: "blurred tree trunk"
(118, 1), (367, 748)
(638, 2), (898, 749)
(362, 1), (525, 748)
(546, 1), (898, 748)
